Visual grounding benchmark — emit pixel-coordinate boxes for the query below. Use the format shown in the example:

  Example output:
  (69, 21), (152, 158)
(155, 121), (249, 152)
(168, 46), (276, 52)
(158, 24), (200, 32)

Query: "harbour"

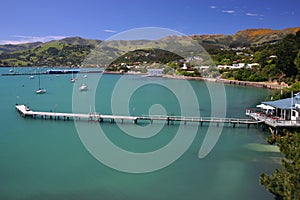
(0, 69), (279, 200)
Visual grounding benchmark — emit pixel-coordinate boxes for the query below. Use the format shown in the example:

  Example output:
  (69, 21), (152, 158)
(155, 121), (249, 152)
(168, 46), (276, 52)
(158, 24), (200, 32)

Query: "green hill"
(191, 27), (300, 48)
(0, 27), (299, 68)
(0, 37), (101, 67)
(0, 42), (42, 54)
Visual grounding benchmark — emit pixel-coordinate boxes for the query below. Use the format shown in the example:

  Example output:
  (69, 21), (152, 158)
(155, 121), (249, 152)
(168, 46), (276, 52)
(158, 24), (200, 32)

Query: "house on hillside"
(217, 65), (231, 69)
(246, 63), (260, 69)
(147, 68), (164, 77)
(231, 63), (245, 69)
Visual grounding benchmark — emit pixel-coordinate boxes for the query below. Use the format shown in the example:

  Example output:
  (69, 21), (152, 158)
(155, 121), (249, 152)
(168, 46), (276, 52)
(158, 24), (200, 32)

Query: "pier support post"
(167, 117), (170, 125)
(262, 124), (266, 131)
(134, 119), (138, 124)
(200, 121), (203, 126)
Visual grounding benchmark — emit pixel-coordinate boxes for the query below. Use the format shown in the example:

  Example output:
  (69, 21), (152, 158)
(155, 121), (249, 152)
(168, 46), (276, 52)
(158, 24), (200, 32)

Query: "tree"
(295, 51), (300, 74)
(47, 47), (59, 56)
(276, 34), (298, 78)
(260, 131), (300, 199)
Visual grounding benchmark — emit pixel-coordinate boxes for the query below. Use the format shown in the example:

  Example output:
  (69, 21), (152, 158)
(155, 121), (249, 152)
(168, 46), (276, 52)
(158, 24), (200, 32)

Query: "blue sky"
(0, 0), (299, 44)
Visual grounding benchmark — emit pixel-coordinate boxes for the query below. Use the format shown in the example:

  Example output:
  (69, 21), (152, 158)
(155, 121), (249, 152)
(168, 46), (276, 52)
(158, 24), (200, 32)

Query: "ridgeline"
(1, 27), (300, 84)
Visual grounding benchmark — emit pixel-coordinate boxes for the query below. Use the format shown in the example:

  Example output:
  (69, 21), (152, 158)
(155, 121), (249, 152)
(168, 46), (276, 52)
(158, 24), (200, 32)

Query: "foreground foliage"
(260, 132), (300, 199)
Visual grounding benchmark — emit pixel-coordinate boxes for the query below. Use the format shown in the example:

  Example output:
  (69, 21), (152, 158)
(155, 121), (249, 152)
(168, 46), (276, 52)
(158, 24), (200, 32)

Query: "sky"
(0, 0), (299, 44)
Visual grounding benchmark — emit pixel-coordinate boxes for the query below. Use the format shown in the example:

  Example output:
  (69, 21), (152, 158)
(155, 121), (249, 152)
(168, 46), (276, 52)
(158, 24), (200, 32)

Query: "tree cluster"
(260, 131), (300, 199)
(212, 31), (300, 84)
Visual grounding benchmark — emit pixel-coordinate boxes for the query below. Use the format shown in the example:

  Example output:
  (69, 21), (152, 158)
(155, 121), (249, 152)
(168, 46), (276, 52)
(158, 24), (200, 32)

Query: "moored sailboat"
(36, 74), (46, 94)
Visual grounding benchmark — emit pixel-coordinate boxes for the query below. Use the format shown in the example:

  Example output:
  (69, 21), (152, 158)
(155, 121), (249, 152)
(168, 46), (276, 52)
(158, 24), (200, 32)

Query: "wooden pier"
(16, 104), (262, 128)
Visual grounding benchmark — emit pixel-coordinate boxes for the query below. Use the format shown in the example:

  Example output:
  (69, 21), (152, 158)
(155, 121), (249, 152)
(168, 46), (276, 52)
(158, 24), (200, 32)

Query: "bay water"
(0, 67), (280, 200)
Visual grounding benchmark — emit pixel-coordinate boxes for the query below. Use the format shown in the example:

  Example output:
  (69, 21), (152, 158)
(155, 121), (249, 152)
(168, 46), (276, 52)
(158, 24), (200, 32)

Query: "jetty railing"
(246, 108), (300, 128)
(16, 104), (261, 128)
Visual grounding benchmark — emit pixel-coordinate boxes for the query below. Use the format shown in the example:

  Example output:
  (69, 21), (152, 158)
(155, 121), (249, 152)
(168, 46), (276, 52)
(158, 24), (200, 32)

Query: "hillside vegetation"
(217, 30), (300, 84)
(0, 37), (100, 67)
(1, 27), (300, 83)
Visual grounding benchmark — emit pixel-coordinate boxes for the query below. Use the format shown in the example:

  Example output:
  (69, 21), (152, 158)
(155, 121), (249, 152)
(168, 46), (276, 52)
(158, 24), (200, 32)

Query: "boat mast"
(38, 74), (40, 89)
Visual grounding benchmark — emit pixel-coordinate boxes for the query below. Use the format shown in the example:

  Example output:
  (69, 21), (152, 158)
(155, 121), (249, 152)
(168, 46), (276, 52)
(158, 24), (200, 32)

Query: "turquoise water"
(0, 68), (280, 199)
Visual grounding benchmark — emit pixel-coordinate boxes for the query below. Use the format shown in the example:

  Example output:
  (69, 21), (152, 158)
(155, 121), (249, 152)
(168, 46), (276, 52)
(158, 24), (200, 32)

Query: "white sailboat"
(36, 74), (46, 94)
(71, 70), (76, 83)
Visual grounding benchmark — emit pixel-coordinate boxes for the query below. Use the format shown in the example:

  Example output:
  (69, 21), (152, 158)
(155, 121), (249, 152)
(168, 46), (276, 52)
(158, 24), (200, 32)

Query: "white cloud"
(222, 10), (235, 14)
(210, 5), (216, 9)
(0, 35), (67, 45)
(246, 13), (259, 17)
(103, 29), (117, 33)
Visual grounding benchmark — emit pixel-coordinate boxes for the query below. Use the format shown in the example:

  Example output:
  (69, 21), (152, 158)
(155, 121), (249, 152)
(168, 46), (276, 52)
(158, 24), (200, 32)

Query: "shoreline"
(1, 66), (288, 90)
(162, 75), (288, 90)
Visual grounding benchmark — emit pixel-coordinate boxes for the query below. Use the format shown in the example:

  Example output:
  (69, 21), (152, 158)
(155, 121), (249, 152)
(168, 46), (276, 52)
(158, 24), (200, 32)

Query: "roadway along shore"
(162, 75), (288, 90)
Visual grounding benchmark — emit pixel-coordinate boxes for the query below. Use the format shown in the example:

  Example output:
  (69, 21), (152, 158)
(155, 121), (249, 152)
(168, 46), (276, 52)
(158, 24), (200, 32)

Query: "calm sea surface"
(0, 67), (280, 200)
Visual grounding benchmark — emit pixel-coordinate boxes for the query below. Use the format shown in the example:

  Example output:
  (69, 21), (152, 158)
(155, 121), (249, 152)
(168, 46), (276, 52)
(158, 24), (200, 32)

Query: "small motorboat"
(79, 84), (88, 91)
(29, 75), (35, 79)
(36, 88), (46, 94)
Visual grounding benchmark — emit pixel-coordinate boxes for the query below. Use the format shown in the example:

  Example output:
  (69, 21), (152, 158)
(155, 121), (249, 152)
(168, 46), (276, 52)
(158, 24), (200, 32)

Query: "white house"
(196, 66), (210, 70)
(181, 63), (187, 70)
(217, 65), (232, 69)
(147, 69), (164, 77)
(231, 63), (245, 69)
(246, 63), (260, 69)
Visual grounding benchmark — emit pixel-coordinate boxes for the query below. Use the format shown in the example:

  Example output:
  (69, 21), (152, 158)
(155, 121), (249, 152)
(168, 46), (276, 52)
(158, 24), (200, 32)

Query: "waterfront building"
(246, 93), (300, 128)
(147, 68), (164, 76)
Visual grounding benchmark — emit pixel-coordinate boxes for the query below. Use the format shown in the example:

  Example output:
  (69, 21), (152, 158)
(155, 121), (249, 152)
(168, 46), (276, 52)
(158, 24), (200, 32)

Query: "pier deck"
(246, 109), (300, 128)
(16, 104), (261, 127)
